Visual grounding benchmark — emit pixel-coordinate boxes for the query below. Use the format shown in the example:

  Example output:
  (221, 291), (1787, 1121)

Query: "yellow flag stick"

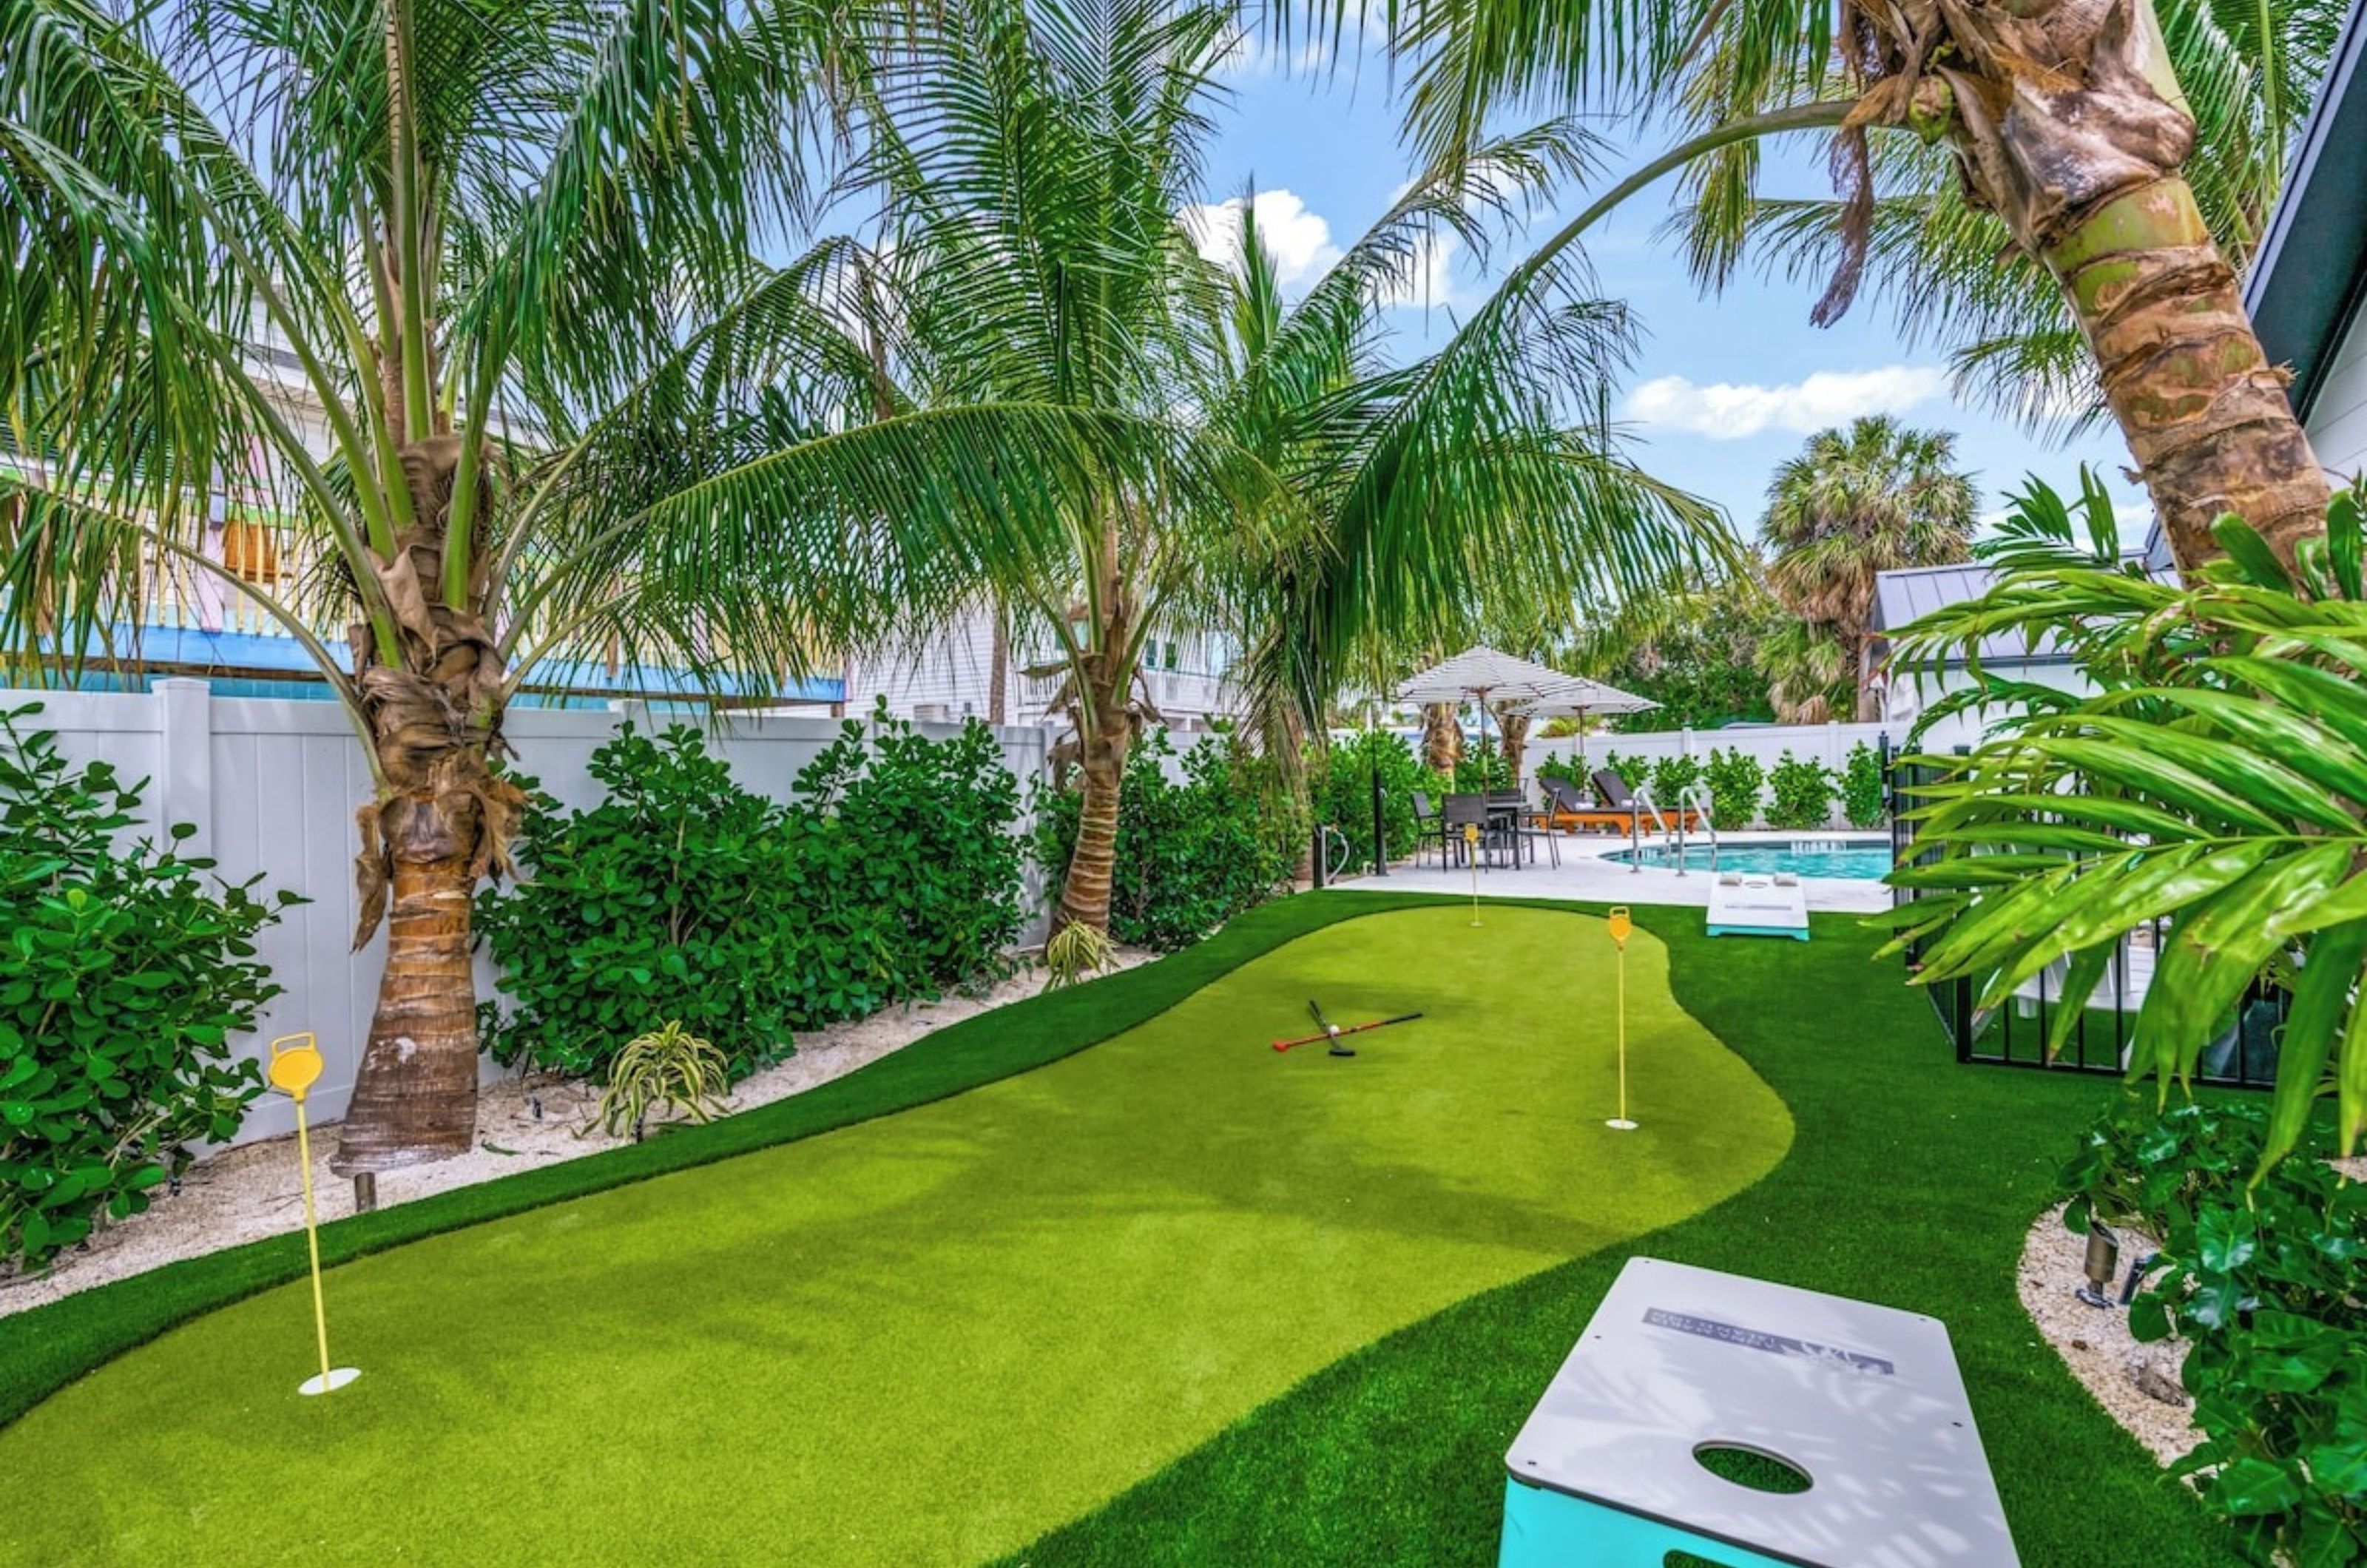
(268, 1034), (360, 1397)
(1605, 908), (1637, 1132)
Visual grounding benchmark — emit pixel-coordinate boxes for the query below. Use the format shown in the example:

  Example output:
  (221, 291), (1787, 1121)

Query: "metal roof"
(1871, 558), (2167, 667)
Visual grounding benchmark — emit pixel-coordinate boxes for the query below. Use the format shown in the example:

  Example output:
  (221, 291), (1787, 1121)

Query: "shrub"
(591, 1021), (729, 1142)
(2064, 1100), (2363, 1565)
(1534, 754), (1581, 789)
(1314, 731), (1428, 872)
(1040, 921), (1115, 991)
(480, 713), (1026, 1083)
(0, 706), (291, 1273)
(1840, 741), (1886, 828)
(1763, 751), (1835, 829)
(1702, 748), (1764, 830)
(1647, 754), (1702, 808)
(1035, 731), (1295, 953)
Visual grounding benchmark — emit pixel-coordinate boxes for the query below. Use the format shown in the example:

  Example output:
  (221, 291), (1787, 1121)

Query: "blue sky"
(1192, 47), (2140, 541)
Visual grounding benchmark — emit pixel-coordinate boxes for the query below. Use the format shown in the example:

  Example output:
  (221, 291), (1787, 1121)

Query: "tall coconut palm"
(1757, 416), (1973, 720)
(0, 0), (1139, 1172)
(851, 0), (1717, 933)
(1360, 0), (2346, 575)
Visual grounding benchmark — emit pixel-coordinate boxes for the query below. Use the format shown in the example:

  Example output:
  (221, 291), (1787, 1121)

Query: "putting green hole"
(1692, 1442), (1812, 1494)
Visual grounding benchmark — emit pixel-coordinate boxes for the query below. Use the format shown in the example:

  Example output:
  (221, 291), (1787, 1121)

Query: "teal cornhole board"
(1496, 1257), (2018, 1568)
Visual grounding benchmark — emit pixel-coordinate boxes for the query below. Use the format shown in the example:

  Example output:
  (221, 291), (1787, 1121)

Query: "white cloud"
(1181, 189), (1341, 288)
(1621, 365), (1952, 439)
(1377, 229), (1465, 310)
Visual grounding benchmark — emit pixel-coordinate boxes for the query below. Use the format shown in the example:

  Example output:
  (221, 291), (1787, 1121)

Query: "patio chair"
(1411, 791), (1451, 869)
(1590, 768), (1708, 832)
(1441, 793), (1501, 868)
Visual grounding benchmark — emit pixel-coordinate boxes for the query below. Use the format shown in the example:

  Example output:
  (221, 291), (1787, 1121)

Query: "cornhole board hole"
(1705, 875), (1809, 942)
(1499, 1257), (2018, 1567)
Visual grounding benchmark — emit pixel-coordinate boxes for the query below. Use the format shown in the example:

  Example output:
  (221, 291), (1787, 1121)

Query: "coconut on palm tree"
(1757, 416), (1974, 720)
(0, 0), (1112, 1172)
(850, 0), (1718, 933)
(1371, 0), (2346, 574)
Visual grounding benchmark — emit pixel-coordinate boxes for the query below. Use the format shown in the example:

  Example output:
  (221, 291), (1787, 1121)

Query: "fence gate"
(1886, 759), (2280, 1090)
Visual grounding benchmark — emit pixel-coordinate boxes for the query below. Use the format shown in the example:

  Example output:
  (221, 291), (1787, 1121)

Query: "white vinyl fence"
(5, 681), (1059, 1148)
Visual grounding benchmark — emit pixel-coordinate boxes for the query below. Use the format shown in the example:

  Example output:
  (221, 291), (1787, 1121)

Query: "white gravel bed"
(0, 950), (1153, 1318)
(2018, 1200), (2200, 1464)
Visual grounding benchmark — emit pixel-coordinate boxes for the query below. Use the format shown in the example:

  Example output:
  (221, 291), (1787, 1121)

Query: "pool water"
(1607, 839), (1891, 881)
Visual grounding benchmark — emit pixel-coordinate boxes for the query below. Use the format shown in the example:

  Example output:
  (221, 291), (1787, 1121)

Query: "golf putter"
(1309, 998), (1356, 1057)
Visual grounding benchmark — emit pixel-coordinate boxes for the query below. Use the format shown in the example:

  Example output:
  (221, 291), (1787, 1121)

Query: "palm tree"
(0, 0), (1106, 1172)
(853, 0), (1717, 933)
(1364, 0), (2346, 575)
(1757, 417), (1973, 720)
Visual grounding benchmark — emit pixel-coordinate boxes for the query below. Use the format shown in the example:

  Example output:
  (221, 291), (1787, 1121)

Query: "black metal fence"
(1887, 758), (2280, 1089)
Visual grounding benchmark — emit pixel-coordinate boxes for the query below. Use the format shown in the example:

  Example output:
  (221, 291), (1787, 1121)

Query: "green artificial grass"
(0, 905), (1788, 1567)
(997, 899), (2231, 1567)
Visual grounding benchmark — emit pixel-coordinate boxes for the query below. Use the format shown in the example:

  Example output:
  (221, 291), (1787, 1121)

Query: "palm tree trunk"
(1421, 703), (1463, 771)
(2045, 179), (2327, 572)
(1497, 708), (1530, 780)
(1905, 0), (2328, 574)
(1056, 670), (1132, 933)
(987, 612), (1009, 726)
(336, 834), (481, 1167)
(334, 434), (524, 1172)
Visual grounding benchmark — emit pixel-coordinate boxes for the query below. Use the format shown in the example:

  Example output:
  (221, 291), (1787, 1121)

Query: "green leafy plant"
(1035, 732), (1296, 953)
(1702, 748), (1765, 831)
(1313, 731), (1429, 873)
(590, 1021), (730, 1143)
(1763, 751), (1834, 829)
(1648, 754), (1702, 807)
(0, 706), (292, 1272)
(1450, 740), (1513, 793)
(1840, 742), (1885, 828)
(1040, 921), (1115, 992)
(2062, 1098), (2363, 1564)
(1534, 754), (1581, 789)
(481, 712), (1026, 1082)
(1885, 478), (2367, 1176)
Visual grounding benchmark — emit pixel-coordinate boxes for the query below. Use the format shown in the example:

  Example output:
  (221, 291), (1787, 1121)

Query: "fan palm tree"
(0, 0), (1132, 1171)
(852, 0), (1718, 933)
(1355, 0), (2346, 575)
(1757, 416), (1974, 720)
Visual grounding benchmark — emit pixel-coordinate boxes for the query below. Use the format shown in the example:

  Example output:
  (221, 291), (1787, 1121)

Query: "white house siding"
(2307, 308), (2367, 476)
(848, 609), (1243, 730)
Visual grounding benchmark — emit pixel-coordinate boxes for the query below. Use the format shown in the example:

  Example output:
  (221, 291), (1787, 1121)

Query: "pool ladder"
(1627, 783), (1718, 876)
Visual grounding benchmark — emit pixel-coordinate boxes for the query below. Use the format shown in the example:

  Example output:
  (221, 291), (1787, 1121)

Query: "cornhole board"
(1499, 1257), (2018, 1567)
(1705, 876), (1809, 942)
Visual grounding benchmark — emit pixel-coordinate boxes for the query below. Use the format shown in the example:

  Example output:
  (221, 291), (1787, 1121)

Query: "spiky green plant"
(589, 1021), (730, 1144)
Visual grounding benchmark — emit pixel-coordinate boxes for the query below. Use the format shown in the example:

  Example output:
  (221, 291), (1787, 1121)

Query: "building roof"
(1871, 556), (2169, 668)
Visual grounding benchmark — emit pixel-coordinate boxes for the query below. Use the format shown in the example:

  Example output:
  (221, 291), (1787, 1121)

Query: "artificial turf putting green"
(0, 905), (1788, 1567)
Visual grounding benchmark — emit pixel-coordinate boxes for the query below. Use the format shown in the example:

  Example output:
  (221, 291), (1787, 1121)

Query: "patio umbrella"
(1394, 646), (1583, 781)
(1507, 676), (1658, 774)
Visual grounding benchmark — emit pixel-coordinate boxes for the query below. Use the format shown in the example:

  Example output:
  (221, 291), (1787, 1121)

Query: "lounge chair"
(1590, 768), (1709, 833)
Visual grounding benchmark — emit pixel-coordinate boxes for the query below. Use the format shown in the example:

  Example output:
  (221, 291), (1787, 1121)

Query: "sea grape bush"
(0, 706), (291, 1272)
(2064, 1100), (2366, 1565)
(479, 712), (1024, 1083)
(1314, 731), (1429, 873)
(1702, 748), (1764, 831)
(1036, 731), (1295, 952)
(1647, 754), (1702, 808)
(1764, 751), (1835, 829)
(1841, 742), (1886, 828)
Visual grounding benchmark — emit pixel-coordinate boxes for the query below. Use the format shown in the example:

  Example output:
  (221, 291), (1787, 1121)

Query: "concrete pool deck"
(1334, 830), (1893, 916)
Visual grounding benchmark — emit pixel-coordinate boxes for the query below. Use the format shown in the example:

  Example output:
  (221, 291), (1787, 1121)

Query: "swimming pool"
(1604, 837), (1892, 881)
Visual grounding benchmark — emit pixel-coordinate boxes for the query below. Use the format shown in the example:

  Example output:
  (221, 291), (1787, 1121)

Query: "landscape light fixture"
(2076, 1220), (2121, 1309)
